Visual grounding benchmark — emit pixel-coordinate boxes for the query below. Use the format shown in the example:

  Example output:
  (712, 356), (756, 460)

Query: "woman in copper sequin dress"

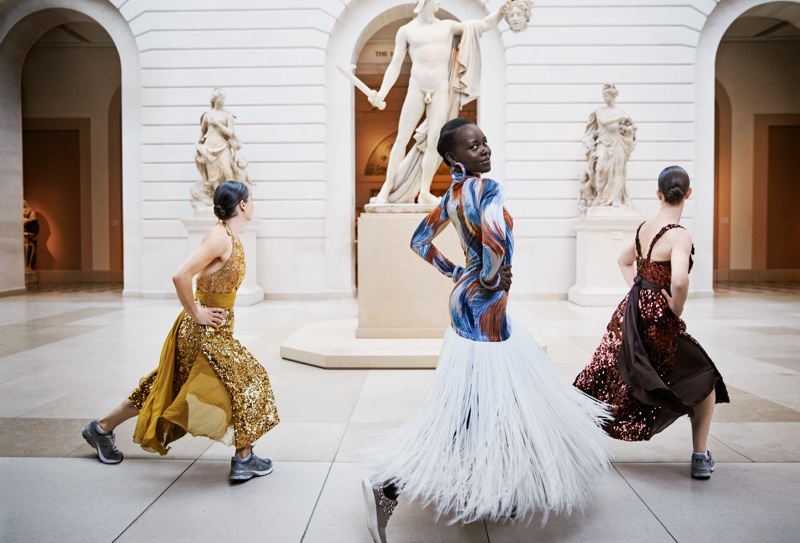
(574, 166), (728, 479)
(81, 181), (279, 483)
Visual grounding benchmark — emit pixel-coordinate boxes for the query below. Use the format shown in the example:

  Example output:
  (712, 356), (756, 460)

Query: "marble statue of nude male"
(367, 0), (507, 205)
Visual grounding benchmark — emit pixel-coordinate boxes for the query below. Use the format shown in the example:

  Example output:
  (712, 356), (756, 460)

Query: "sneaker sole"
(81, 426), (123, 465)
(229, 465), (273, 482)
(362, 477), (381, 543)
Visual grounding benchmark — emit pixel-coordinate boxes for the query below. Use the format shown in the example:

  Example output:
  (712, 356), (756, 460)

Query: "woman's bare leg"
(690, 389), (716, 453)
(98, 399), (139, 433)
(235, 445), (252, 459)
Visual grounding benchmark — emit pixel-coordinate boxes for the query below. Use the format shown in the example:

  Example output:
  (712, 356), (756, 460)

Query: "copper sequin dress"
(574, 224), (728, 441)
(129, 223), (279, 454)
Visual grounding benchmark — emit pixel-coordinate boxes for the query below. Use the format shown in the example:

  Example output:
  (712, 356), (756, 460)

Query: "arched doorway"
(21, 20), (122, 284)
(0, 1), (142, 295)
(696, 0), (800, 290)
(714, 3), (800, 282)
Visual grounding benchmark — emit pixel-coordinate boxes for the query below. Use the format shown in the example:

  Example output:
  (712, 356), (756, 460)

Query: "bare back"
(637, 219), (692, 263)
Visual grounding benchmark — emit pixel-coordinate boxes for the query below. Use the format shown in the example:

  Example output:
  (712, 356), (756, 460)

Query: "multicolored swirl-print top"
(411, 172), (514, 342)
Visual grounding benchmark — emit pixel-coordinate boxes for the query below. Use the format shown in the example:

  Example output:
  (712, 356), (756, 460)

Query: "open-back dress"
(574, 223), (729, 441)
(129, 222), (279, 454)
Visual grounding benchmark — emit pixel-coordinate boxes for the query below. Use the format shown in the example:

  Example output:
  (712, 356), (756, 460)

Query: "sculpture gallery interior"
(0, 0), (798, 541)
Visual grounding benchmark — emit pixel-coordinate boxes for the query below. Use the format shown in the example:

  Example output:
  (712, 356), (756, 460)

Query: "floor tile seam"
(110, 457), (199, 543)
(0, 388), (76, 417)
(610, 461), (800, 465)
(611, 464), (679, 543)
(0, 369), (135, 415)
(708, 431), (757, 462)
(299, 373), (370, 542)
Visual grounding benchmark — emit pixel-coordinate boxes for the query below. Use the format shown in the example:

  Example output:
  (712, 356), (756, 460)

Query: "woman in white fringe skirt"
(362, 118), (613, 542)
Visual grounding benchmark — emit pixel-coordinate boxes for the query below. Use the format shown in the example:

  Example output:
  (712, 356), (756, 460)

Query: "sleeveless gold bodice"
(196, 223), (245, 295)
(129, 222), (278, 453)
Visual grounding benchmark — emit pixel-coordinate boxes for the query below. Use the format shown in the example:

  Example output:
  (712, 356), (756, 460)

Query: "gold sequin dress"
(129, 223), (279, 454)
(574, 224), (728, 441)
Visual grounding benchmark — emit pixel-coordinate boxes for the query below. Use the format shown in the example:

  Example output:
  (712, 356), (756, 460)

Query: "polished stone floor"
(1, 283), (798, 542)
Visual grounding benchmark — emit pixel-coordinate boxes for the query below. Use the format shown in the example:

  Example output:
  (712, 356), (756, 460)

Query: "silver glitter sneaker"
(81, 420), (124, 464)
(229, 451), (273, 483)
(362, 477), (397, 543)
(691, 450), (715, 479)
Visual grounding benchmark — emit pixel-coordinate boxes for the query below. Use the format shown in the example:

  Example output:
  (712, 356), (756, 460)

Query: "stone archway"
(694, 0), (800, 290)
(322, 0), (507, 296)
(0, 0), (141, 294)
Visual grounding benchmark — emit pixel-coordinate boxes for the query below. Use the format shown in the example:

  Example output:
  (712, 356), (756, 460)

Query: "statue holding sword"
(339, 0), (525, 206)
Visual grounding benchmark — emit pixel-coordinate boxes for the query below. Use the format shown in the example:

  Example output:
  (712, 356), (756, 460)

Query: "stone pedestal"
(182, 215), (264, 306)
(568, 207), (642, 306)
(356, 211), (463, 338)
(279, 210), (547, 369)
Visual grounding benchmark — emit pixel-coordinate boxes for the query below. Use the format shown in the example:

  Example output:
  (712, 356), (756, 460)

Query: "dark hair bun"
(657, 165), (690, 205)
(667, 187), (685, 203)
(213, 181), (249, 220)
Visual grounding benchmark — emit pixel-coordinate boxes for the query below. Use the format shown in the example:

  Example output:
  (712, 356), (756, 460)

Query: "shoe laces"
(106, 432), (120, 452)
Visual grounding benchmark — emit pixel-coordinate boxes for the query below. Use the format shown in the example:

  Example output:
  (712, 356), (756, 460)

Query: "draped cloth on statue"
(387, 21), (484, 203)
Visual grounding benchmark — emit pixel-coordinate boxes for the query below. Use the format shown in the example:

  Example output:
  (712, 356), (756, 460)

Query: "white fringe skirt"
(370, 315), (612, 525)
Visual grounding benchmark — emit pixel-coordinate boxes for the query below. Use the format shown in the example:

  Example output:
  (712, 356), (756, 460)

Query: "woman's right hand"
(193, 302), (225, 328)
(495, 264), (513, 291)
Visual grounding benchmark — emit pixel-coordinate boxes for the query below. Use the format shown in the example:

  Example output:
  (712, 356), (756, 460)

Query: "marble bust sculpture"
(504, 0), (533, 32)
(579, 84), (638, 210)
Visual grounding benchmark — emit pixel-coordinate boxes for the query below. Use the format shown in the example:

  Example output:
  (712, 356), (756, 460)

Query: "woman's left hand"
(496, 264), (513, 291)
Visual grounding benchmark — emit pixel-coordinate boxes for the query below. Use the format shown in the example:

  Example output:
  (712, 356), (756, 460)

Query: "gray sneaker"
(81, 420), (124, 464)
(229, 451), (273, 483)
(362, 477), (397, 543)
(691, 450), (715, 479)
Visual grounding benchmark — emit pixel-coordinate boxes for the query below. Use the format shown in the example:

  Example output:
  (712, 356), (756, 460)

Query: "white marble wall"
(4, 0), (797, 298)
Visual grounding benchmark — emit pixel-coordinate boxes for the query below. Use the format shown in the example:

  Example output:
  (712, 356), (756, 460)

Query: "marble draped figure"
(579, 84), (638, 210)
(192, 88), (253, 209)
(357, 0), (528, 206)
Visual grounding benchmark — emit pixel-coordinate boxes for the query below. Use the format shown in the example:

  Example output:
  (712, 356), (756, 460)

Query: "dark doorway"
(22, 128), (83, 271)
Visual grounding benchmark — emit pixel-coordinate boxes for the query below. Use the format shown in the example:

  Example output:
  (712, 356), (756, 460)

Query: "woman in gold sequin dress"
(574, 166), (728, 479)
(81, 181), (279, 483)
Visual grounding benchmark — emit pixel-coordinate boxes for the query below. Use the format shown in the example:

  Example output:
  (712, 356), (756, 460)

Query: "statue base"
(280, 319), (441, 369)
(24, 268), (38, 286)
(181, 217), (264, 306)
(364, 202), (439, 214)
(568, 207), (643, 306)
(279, 212), (547, 368)
(357, 211), (462, 338)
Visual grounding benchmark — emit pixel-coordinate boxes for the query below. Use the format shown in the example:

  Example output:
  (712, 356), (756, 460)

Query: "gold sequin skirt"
(129, 308), (279, 454)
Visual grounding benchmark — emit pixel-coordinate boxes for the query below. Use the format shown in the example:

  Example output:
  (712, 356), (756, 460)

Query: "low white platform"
(280, 319), (441, 369)
(280, 318), (547, 369)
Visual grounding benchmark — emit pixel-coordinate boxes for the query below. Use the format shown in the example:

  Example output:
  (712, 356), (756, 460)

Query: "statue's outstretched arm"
(450, 5), (505, 35)
(480, 4), (507, 32)
(376, 27), (409, 102)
